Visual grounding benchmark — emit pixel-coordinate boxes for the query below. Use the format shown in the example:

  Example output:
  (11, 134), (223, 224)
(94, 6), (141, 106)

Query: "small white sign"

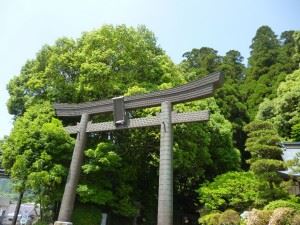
(20, 217), (27, 224)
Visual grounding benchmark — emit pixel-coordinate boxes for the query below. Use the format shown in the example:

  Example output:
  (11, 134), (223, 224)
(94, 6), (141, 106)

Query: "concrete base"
(54, 221), (72, 225)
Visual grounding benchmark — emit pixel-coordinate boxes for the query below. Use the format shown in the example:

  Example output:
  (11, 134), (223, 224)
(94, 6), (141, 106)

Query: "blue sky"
(1, 0), (300, 138)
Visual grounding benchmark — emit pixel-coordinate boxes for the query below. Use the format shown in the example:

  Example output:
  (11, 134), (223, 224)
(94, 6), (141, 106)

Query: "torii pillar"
(157, 101), (173, 225)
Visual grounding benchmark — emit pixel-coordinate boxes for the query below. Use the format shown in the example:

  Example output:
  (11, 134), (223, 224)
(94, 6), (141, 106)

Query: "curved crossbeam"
(54, 72), (223, 117)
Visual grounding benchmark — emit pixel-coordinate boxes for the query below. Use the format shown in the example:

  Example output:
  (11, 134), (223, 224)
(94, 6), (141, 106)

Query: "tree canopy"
(7, 25), (183, 116)
(0, 102), (74, 220)
(198, 171), (262, 212)
(257, 69), (300, 139)
(2, 24), (300, 224)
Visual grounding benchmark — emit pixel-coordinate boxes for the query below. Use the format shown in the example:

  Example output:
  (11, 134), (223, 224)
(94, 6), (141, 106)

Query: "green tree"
(243, 27), (300, 119)
(244, 26), (282, 119)
(278, 31), (299, 73)
(244, 120), (286, 203)
(173, 98), (241, 214)
(293, 31), (300, 66)
(5, 24), (241, 222)
(215, 50), (249, 167)
(291, 124), (300, 141)
(7, 25), (182, 116)
(247, 26), (280, 80)
(181, 48), (249, 166)
(256, 69), (300, 139)
(198, 171), (261, 212)
(77, 142), (138, 217)
(0, 102), (74, 221)
(180, 47), (222, 80)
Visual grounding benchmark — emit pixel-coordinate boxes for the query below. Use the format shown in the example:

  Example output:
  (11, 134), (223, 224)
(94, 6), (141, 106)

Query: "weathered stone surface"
(157, 101), (173, 225)
(65, 110), (209, 133)
(56, 113), (90, 223)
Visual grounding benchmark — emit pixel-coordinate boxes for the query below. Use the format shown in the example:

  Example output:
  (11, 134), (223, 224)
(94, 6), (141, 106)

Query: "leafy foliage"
(181, 47), (249, 167)
(264, 200), (300, 211)
(198, 172), (261, 212)
(244, 120), (286, 204)
(3, 23), (300, 223)
(180, 47), (222, 80)
(0, 102), (74, 220)
(7, 25), (182, 116)
(268, 207), (298, 225)
(218, 209), (240, 225)
(199, 209), (240, 225)
(243, 26), (300, 119)
(199, 211), (221, 225)
(78, 142), (138, 217)
(257, 69), (300, 139)
(72, 204), (102, 225)
(173, 98), (240, 214)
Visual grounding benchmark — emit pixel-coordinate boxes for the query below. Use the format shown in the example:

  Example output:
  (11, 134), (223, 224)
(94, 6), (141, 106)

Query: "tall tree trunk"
(12, 191), (24, 225)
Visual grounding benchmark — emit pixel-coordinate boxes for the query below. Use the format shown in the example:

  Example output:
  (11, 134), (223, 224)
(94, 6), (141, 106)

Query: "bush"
(264, 200), (300, 211)
(292, 214), (300, 224)
(246, 209), (272, 225)
(199, 212), (221, 225)
(218, 209), (240, 225)
(198, 172), (261, 212)
(199, 210), (240, 225)
(268, 207), (296, 225)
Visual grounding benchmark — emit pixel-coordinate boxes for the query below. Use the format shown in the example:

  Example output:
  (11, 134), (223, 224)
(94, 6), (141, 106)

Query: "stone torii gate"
(53, 72), (223, 225)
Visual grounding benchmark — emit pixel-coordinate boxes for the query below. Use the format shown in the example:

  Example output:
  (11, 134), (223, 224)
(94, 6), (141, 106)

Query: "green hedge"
(264, 200), (300, 211)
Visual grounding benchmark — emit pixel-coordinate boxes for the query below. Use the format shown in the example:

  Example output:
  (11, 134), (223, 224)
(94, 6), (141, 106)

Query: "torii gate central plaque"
(53, 72), (223, 225)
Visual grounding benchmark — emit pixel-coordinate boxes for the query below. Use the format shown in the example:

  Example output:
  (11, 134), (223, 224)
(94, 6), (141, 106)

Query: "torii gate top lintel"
(53, 72), (223, 118)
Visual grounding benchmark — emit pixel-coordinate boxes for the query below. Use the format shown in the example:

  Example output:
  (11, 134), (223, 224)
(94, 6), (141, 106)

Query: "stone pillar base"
(54, 221), (73, 225)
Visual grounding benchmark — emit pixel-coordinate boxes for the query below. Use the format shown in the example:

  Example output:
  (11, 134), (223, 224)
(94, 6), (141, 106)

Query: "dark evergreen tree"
(244, 26), (281, 119)
(244, 26), (300, 119)
(247, 26), (280, 80)
(278, 31), (299, 74)
(215, 50), (249, 167)
(181, 48), (249, 166)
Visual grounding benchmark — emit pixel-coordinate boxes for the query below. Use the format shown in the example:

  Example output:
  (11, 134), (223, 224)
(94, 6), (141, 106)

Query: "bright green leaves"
(257, 69), (300, 139)
(78, 142), (137, 217)
(0, 102), (74, 213)
(82, 142), (121, 174)
(7, 25), (179, 116)
(250, 159), (284, 185)
(291, 124), (300, 141)
(77, 184), (114, 206)
(292, 31), (300, 67)
(198, 172), (261, 212)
